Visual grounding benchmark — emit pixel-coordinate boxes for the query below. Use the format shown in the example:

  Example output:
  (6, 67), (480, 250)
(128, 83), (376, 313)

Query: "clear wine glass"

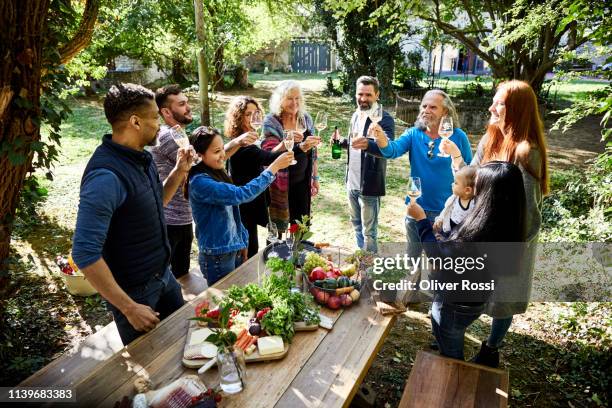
(368, 103), (383, 140)
(267, 221), (279, 244)
(314, 112), (327, 138)
(251, 110), (263, 141)
(407, 177), (422, 203)
(296, 114), (307, 135)
(285, 232), (295, 262)
(284, 130), (297, 165)
(171, 125), (200, 165)
(437, 116), (453, 157)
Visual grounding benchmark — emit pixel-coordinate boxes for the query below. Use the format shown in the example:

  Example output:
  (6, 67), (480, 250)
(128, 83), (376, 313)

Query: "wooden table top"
(22, 253), (396, 407)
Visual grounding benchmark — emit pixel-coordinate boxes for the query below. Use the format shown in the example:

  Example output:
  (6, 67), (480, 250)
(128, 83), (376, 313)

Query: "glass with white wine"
(251, 110), (263, 140)
(171, 125), (199, 165)
(437, 116), (453, 157)
(283, 130), (297, 165)
(314, 112), (327, 147)
(407, 177), (422, 203)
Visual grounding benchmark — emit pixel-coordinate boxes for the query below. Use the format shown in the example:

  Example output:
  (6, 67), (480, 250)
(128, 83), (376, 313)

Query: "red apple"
(327, 295), (342, 309)
(340, 294), (353, 307)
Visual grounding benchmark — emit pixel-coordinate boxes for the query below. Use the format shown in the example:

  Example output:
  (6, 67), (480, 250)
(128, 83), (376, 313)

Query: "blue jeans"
(487, 317), (513, 348)
(348, 190), (381, 253)
(431, 298), (484, 360)
(106, 267), (184, 346)
(405, 210), (439, 258)
(199, 250), (243, 286)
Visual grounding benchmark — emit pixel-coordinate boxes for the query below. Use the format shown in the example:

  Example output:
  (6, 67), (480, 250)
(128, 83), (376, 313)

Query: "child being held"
(433, 165), (477, 237)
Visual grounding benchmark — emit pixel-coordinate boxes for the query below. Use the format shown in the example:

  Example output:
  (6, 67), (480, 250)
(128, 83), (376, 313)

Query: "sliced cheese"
(257, 335), (284, 356)
(200, 343), (218, 358)
(189, 328), (214, 345)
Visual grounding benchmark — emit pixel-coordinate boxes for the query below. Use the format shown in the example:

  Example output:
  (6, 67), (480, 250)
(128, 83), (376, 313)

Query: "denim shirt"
(189, 170), (275, 255)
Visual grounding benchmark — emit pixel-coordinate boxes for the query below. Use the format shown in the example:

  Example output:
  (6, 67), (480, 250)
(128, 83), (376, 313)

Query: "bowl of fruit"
(302, 251), (362, 310)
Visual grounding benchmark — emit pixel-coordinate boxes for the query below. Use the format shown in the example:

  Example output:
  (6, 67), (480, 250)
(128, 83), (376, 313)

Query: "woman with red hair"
(442, 80), (549, 367)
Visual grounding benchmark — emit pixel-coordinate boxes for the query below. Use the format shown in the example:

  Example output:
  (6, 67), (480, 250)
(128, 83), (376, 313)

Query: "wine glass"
(267, 221), (280, 245)
(368, 103), (383, 139)
(296, 114), (307, 135)
(171, 125), (200, 165)
(407, 177), (422, 203)
(285, 231), (295, 261)
(314, 112), (327, 138)
(437, 116), (453, 157)
(251, 110), (263, 140)
(283, 130), (297, 165)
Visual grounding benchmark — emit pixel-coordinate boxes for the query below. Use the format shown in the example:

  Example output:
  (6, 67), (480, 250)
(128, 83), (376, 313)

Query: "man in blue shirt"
(72, 83), (193, 345)
(370, 90), (472, 258)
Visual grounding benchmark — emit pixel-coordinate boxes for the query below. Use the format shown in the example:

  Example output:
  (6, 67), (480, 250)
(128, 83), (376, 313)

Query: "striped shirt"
(151, 125), (192, 225)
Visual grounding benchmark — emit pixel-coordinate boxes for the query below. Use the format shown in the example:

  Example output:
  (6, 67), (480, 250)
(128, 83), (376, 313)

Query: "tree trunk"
(194, 0), (210, 126)
(233, 66), (249, 89)
(171, 58), (187, 84)
(0, 0), (49, 288)
(212, 45), (224, 91)
(0, 0), (99, 293)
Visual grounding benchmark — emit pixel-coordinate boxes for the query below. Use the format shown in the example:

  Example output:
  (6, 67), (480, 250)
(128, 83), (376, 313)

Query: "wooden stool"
(399, 351), (509, 408)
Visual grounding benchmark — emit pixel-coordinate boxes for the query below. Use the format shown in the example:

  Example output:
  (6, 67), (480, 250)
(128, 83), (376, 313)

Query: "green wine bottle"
(331, 126), (341, 159)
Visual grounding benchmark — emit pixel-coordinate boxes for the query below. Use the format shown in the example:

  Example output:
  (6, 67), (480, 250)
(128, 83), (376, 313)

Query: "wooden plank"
(20, 270), (207, 389)
(19, 322), (123, 388)
(398, 351), (509, 408)
(275, 285), (396, 407)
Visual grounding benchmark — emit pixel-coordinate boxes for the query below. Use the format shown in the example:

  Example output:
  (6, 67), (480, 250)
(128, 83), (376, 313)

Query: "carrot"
(236, 329), (247, 341)
(237, 334), (251, 350)
(247, 335), (259, 348)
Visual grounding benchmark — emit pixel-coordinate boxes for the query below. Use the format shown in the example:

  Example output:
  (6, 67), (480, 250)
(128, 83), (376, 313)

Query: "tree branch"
(59, 0), (100, 64)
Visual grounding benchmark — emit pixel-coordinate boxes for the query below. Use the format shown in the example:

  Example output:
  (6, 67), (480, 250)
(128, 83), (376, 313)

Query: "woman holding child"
(440, 80), (549, 366)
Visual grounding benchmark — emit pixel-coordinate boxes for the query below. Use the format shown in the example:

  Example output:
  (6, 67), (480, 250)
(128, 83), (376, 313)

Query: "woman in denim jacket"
(185, 127), (294, 285)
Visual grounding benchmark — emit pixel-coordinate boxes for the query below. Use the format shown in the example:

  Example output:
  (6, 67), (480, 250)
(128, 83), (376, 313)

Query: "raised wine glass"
(171, 125), (200, 165)
(251, 110), (263, 141)
(406, 177), (422, 203)
(367, 103), (383, 139)
(437, 116), (453, 157)
(283, 130), (297, 165)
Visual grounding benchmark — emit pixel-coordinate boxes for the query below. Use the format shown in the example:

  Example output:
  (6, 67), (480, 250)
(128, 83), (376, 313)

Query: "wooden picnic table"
(20, 252), (396, 407)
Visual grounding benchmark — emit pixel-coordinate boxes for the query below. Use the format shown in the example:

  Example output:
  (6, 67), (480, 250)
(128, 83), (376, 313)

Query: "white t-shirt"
(347, 112), (368, 191)
(449, 197), (473, 230)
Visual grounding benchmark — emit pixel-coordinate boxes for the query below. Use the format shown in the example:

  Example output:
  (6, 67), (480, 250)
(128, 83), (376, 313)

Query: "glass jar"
(217, 346), (247, 394)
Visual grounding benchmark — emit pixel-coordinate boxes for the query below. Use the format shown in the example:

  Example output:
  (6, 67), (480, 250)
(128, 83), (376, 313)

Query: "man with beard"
(152, 85), (257, 278)
(345, 76), (395, 253)
(370, 89), (472, 258)
(72, 83), (193, 345)
(152, 85), (197, 279)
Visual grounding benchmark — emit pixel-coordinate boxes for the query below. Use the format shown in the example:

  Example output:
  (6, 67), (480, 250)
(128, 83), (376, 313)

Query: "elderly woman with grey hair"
(262, 80), (320, 232)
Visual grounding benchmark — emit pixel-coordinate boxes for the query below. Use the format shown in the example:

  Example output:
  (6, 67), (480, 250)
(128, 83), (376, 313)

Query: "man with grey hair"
(371, 89), (472, 258)
(346, 76), (395, 253)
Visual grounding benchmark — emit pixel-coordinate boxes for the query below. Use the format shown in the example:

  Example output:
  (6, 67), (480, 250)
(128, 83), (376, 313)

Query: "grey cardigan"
(465, 135), (543, 318)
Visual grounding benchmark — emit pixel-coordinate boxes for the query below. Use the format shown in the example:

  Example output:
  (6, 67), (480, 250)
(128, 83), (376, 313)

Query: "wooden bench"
(399, 351), (509, 408)
(20, 269), (207, 387)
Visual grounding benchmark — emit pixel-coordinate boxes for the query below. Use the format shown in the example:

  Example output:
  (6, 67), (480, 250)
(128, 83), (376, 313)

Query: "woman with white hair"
(262, 80), (320, 232)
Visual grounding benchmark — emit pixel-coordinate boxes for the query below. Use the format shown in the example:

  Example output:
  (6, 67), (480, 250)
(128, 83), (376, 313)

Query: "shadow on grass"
(360, 304), (610, 407)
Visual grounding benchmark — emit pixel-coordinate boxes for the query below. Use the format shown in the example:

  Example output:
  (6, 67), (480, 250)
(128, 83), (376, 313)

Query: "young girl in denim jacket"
(185, 127), (294, 285)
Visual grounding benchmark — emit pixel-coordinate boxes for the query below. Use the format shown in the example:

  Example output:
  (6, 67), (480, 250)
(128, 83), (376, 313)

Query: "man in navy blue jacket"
(346, 76), (395, 253)
(72, 83), (193, 345)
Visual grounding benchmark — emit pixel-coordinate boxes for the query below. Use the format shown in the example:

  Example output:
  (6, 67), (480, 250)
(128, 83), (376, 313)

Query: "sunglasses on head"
(427, 141), (435, 159)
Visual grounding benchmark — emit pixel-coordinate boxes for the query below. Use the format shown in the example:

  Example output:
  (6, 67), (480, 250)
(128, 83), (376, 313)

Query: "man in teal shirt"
(370, 90), (472, 258)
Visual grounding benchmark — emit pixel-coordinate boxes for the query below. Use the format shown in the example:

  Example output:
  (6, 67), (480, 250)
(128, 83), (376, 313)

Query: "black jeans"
(106, 267), (184, 345)
(167, 223), (193, 279)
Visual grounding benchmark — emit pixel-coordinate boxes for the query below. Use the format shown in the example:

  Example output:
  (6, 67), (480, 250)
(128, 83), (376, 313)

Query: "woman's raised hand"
(268, 151), (295, 173)
(236, 131), (259, 147)
(300, 135), (320, 152)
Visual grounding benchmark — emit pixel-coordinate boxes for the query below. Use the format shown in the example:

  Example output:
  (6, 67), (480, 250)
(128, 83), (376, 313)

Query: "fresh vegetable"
(249, 323), (261, 336)
(205, 309), (220, 319)
(256, 307), (271, 321)
(314, 289), (330, 304)
(303, 252), (330, 274)
(340, 294), (352, 307)
(265, 257), (295, 281)
(335, 286), (353, 295)
(260, 300), (295, 341)
(326, 295), (342, 310)
(350, 289), (360, 302)
(337, 276), (351, 288)
(194, 300), (210, 318)
(309, 267), (326, 282)
(340, 263), (357, 277)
